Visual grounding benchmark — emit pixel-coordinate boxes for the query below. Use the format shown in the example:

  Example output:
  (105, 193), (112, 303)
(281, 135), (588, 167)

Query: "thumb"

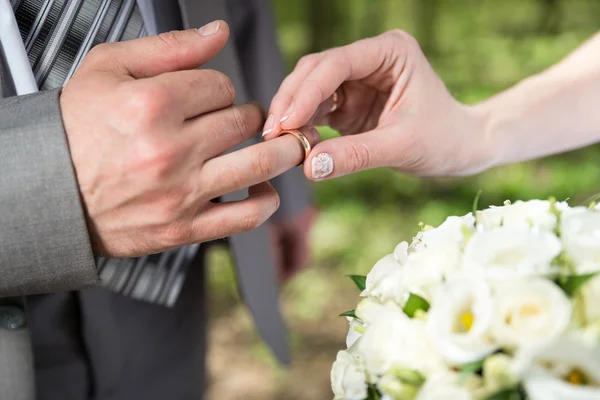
(97, 20), (229, 78)
(303, 126), (403, 181)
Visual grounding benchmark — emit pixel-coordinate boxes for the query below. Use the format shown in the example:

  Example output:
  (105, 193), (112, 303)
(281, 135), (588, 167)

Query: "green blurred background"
(206, 1), (600, 399)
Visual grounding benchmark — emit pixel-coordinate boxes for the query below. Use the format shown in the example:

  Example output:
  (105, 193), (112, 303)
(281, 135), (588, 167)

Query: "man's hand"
(270, 207), (317, 283)
(61, 21), (316, 257)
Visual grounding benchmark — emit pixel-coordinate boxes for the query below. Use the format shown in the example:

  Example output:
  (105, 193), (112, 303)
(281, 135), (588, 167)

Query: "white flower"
(411, 214), (475, 252)
(356, 304), (443, 377)
(561, 208), (600, 273)
(402, 244), (462, 302)
(426, 278), (498, 365)
(393, 241), (409, 264)
(582, 274), (600, 323)
(331, 351), (368, 400)
(462, 226), (561, 278)
(402, 215), (475, 301)
(415, 373), (474, 400)
(477, 200), (560, 231)
(483, 354), (518, 394)
(513, 335), (600, 400)
(355, 298), (392, 325)
(490, 278), (571, 350)
(362, 253), (406, 303)
(346, 318), (364, 349)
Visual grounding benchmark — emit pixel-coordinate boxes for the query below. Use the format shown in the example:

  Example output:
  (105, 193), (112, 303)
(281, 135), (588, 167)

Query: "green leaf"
(559, 272), (599, 296)
(485, 388), (524, 400)
(403, 293), (430, 318)
(347, 275), (367, 292)
(472, 189), (483, 214)
(339, 309), (357, 319)
(365, 385), (381, 400)
(459, 359), (484, 383)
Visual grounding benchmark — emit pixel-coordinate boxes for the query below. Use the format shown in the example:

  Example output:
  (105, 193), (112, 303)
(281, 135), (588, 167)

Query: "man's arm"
(0, 90), (98, 296)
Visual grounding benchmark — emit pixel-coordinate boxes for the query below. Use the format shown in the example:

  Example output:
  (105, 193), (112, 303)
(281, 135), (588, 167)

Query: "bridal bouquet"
(331, 198), (600, 400)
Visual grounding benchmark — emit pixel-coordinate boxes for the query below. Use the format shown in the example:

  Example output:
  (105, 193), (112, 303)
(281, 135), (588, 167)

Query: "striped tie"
(12, 0), (200, 306)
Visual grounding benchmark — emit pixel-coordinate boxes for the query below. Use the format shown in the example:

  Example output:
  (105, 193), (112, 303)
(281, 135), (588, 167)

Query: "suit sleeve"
(0, 89), (99, 297)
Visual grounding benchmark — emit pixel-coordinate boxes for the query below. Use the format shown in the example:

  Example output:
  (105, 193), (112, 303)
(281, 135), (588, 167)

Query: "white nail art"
(312, 153), (334, 179)
(262, 129), (272, 138)
(279, 115), (289, 123)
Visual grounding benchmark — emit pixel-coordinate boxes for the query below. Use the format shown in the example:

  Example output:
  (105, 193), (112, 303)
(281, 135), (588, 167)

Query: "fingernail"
(312, 153), (334, 179)
(262, 114), (274, 138)
(197, 20), (220, 36)
(279, 102), (294, 124)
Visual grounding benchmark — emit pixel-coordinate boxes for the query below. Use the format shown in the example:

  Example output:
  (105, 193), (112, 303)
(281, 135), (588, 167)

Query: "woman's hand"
(263, 30), (493, 180)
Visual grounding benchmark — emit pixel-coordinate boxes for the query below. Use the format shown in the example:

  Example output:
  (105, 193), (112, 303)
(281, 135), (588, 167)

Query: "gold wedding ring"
(278, 129), (311, 166)
(330, 87), (343, 113)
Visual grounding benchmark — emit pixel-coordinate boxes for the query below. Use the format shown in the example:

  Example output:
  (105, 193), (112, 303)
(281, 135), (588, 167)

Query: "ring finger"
(200, 126), (320, 199)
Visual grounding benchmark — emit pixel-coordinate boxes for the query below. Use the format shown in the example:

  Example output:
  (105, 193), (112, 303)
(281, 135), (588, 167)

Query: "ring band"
(278, 129), (311, 166)
(330, 88), (343, 113)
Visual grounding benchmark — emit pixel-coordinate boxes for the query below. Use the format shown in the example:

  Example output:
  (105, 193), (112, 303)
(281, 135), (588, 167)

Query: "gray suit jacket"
(0, 0), (310, 398)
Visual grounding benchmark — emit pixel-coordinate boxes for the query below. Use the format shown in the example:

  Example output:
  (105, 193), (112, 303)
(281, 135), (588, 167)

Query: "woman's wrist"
(458, 101), (504, 176)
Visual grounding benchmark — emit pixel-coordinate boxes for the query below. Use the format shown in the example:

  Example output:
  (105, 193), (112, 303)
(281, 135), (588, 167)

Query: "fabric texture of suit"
(0, 0), (311, 398)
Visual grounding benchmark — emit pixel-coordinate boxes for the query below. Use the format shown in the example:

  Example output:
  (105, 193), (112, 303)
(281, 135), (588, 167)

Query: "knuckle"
(157, 193), (187, 218)
(386, 29), (420, 50)
(84, 43), (114, 66)
(125, 85), (170, 125)
(304, 80), (327, 102)
(156, 30), (184, 50)
(161, 219), (192, 247)
(345, 141), (371, 173)
(209, 70), (236, 103)
(229, 107), (252, 141)
(296, 53), (321, 69)
(270, 190), (281, 213)
(134, 140), (179, 176)
(251, 150), (276, 178)
(240, 208), (263, 232)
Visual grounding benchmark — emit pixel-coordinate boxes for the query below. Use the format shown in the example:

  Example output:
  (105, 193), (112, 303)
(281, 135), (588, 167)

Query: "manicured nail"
(279, 102), (294, 124)
(262, 114), (274, 138)
(197, 20), (220, 36)
(312, 153), (334, 179)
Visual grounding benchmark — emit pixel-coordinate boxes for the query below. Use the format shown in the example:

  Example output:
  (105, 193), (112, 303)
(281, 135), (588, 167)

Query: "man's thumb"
(99, 20), (229, 78)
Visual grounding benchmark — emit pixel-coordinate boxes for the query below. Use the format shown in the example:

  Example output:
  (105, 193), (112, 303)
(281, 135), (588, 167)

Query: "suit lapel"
(178, 0), (291, 365)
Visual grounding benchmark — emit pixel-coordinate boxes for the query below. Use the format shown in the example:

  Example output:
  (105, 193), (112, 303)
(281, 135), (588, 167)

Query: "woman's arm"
(264, 31), (600, 180)
(474, 32), (600, 167)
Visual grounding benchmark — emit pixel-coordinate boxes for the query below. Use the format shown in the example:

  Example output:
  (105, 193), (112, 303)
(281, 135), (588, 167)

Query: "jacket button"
(0, 306), (26, 330)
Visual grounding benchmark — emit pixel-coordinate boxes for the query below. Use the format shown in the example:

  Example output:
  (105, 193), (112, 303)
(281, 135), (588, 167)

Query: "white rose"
(355, 298), (394, 325)
(426, 278), (498, 365)
(463, 226), (561, 278)
(490, 278), (571, 350)
(356, 304), (444, 377)
(582, 274), (600, 323)
(402, 244), (462, 302)
(561, 208), (600, 273)
(362, 253), (406, 303)
(478, 200), (560, 231)
(331, 350), (368, 400)
(346, 318), (364, 349)
(415, 373), (474, 400)
(513, 335), (600, 400)
(412, 214), (475, 250)
(402, 215), (475, 301)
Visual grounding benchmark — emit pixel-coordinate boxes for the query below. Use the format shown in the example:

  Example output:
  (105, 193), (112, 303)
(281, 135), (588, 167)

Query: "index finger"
(264, 32), (409, 139)
(199, 126), (320, 199)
